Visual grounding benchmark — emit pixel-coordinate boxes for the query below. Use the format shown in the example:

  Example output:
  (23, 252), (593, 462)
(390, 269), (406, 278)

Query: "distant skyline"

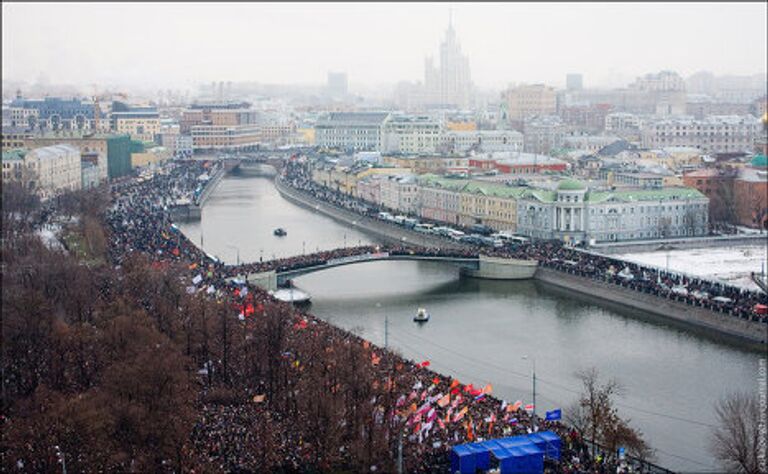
(2, 2), (766, 92)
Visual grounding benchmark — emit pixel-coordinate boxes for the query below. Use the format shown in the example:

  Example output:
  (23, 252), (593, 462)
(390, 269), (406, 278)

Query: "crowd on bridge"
(96, 159), (670, 472)
(281, 160), (768, 325)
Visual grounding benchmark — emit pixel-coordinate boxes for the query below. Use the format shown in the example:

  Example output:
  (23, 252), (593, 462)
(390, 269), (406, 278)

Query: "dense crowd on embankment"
(1, 158), (665, 472)
(281, 159), (768, 326)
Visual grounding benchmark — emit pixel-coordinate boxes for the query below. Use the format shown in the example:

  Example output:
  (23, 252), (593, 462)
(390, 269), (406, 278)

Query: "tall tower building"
(423, 13), (473, 109)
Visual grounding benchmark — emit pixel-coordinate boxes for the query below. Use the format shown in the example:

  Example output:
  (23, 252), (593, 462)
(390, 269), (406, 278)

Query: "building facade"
(441, 130), (523, 154)
(523, 116), (565, 155)
(315, 112), (391, 151)
(381, 115), (442, 155)
(641, 115), (761, 154)
(2, 144), (82, 199)
(516, 179), (709, 243)
(505, 84), (557, 124)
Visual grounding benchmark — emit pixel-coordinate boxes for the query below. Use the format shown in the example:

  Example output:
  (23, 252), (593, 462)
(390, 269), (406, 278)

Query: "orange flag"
(483, 384), (493, 395)
(509, 400), (522, 412)
(450, 379), (460, 389)
(466, 419), (475, 441)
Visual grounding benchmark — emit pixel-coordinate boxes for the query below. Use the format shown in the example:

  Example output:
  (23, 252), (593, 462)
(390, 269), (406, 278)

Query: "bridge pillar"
(461, 255), (538, 280)
(246, 270), (278, 291)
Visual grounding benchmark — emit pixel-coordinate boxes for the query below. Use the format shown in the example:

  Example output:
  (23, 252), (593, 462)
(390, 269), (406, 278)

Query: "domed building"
(516, 177), (709, 244)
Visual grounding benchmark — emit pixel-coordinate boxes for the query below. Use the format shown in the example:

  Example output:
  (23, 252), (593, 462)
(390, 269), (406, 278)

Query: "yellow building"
(419, 175), (526, 232)
(113, 112), (161, 142)
(297, 128), (316, 145)
(311, 164), (411, 196)
(382, 155), (469, 174)
(131, 147), (170, 168)
(446, 121), (477, 132)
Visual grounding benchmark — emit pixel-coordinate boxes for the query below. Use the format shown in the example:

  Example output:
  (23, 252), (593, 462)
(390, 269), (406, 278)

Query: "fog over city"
(2, 2), (768, 474)
(2, 2), (766, 93)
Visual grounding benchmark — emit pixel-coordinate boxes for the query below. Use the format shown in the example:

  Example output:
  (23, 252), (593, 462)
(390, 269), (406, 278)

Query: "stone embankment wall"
(274, 177), (767, 350)
(591, 234), (768, 254)
(274, 177), (464, 250)
(535, 267), (767, 350)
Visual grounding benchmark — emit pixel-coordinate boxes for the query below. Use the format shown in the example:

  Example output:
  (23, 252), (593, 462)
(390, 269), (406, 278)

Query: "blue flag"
(545, 409), (562, 421)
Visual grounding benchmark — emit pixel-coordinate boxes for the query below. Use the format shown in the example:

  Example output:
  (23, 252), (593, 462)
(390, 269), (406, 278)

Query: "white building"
(379, 174), (419, 215)
(604, 112), (643, 134)
(523, 116), (565, 155)
(382, 115), (442, 155)
(2, 144), (82, 199)
(516, 179), (709, 244)
(641, 115), (762, 154)
(442, 130), (524, 154)
(315, 112), (391, 151)
(423, 17), (474, 109)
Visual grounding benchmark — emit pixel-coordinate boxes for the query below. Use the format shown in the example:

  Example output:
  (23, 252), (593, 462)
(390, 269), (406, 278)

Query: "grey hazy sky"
(2, 2), (766, 90)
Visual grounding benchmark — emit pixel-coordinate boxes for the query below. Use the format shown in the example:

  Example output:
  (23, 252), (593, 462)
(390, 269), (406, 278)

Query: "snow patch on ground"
(619, 245), (768, 291)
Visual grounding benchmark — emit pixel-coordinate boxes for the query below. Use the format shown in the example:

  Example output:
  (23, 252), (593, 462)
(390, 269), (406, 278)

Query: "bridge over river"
(230, 249), (538, 290)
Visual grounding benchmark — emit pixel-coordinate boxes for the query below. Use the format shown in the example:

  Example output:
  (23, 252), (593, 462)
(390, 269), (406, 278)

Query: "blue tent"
(450, 432), (561, 474)
(450, 444), (477, 474)
(530, 431), (562, 460)
(467, 443), (491, 471)
(518, 443), (544, 473)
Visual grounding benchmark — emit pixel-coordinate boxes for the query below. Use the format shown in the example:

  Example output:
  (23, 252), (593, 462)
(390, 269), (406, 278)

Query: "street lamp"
(522, 355), (536, 431)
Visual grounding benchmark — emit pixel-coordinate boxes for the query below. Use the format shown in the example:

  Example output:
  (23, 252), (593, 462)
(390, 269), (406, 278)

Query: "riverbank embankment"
(273, 176), (767, 350)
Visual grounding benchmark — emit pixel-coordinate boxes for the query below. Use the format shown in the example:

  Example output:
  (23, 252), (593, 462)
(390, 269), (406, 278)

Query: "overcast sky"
(2, 2), (766, 91)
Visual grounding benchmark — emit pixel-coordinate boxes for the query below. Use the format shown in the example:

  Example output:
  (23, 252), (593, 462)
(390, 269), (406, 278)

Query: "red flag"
(450, 387), (460, 395)
(432, 377), (441, 385)
(419, 360), (430, 368)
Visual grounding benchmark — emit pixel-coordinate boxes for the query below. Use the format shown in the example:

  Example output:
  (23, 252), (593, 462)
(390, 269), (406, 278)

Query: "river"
(177, 173), (764, 473)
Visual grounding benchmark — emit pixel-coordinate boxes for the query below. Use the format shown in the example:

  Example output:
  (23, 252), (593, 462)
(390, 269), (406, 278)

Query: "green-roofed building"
(516, 179), (709, 244)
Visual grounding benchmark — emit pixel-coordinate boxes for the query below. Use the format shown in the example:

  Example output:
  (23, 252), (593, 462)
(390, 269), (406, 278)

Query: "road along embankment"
(274, 177), (465, 250)
(275, 177), (767, 350)
(535, 267), (768, 350)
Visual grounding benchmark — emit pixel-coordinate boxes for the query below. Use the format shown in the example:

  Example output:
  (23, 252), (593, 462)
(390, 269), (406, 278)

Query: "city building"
(23, 134), (110, 183)
(1, 144), (82, 199)
(131, 146), (171, 169)
(381, 155), (469, 175)
(417, 174), (525, 231)
(379, 174), (419, 214)
(315, 112), (390, 151)
(641, 115), (762, 154)
(181, 102), (261, 152)
(469, 152), (568, 174)
(604, 112), (643, 137)
(8, 96), (100, 131)
(2, 127), (34, 150)
(523, 115), (565, 155)
(628, 71), (686, 116)
(441, 130), (523, 154)
(422, 16), (474, 109)
(110, 104), (161, 142)
(381, 115), (442, 155)
(734, 154), (768, 229)
(516, 179), (709, 244)
(505, 84), (557, 125)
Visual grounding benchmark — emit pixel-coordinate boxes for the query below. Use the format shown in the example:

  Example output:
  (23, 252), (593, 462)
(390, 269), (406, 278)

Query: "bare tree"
(574, 367), (652, 461)
(710, 391), (766, 474)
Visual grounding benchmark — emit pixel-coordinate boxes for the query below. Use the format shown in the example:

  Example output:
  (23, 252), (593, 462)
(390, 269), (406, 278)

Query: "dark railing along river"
(177, 173), (764, 473)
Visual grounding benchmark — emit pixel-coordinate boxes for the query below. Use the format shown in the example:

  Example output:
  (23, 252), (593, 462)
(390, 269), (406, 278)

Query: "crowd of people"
(281, 159), (768, 326)
(97, 158), (672, 472)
